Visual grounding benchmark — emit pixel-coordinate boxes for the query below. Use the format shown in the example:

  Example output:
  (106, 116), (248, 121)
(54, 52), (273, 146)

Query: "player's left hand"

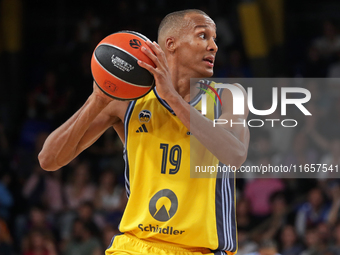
(137, 40), (177, 100)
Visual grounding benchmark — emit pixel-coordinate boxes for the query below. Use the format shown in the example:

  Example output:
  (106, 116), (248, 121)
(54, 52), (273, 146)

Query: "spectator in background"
(328, 50), (340, 77)
(303, 111), (331, 155)
(247, 239), (281, 255)
(17, 71), (59, 161)
(76, 9), (101, 44)
(263, 102), (296, 156)
(58, 160), (96, 241)
(22, 163), (63, 212)
(244, 158), (285, 222)
(76, 201), (103, 237)
(300, 227), (326, 255)
(15, 129), (51, 179)
(74, 49), (95, 101)
(44, 171), (64, 214)
(22, 228), (57, 255)
(0, 172), (13, 221)
(95, 169), (125, 227)
(317, 222), (332, 251)
(64, 160), (96, 210)
(236, 229), (258, 255)
(0, 218), (14, 255)
(305, 80), (328, 110)
(100, 225), (120, 253)
(312, 20), (340, 61)
(311, 96), (340, 142)
(27, 70), (61, 121)
(327, 181), (340, 226)
(236, 197), (257, 232)
(279, 225), (304, 255)
(329, 222), (340, 255)
(87, 128), (124, 173)
(248, 132), (274, 162)
(63, 219), (101, 255)
(316, 147), (340, 188)
(320, 139), (340, 171)
(59, 201), (103, 243)
(0, 122), (9, 167)
(302, 45), (328, 77)
(254, 191), (291, 243)
(295, 187), (331, 238)
(281, 131), (319, 167)
(22, 164), (46, 206)
(15, 205), (55, 245)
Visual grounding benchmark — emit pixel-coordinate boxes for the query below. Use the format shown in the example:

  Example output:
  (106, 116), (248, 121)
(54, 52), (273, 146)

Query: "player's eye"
(199, 33), (206, 39)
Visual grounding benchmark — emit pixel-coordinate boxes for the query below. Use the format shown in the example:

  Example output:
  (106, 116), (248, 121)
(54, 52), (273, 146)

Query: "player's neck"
(169, 62), (195, 102)
(171, 73), (191, 101)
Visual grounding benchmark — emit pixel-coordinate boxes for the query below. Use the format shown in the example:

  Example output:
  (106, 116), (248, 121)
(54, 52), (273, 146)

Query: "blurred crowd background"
(1, 0), (340, 254)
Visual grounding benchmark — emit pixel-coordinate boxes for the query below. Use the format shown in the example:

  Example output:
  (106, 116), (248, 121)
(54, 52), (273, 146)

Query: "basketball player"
(38, 9), (250, 255)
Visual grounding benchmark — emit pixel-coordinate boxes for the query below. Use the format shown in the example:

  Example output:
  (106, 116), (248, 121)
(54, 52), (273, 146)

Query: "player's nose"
(208, 38), (218, 53)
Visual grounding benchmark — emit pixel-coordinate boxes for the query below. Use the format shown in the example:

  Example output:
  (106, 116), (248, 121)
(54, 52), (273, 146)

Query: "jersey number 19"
(160, 143), (182, 174)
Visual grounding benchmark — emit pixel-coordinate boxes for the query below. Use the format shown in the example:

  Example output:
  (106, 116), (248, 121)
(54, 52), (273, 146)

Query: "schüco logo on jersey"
(138, 189), (185, 235)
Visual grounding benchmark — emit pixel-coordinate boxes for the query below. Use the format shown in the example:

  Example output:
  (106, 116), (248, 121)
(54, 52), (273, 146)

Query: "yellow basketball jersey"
(119, 81), (237, 254)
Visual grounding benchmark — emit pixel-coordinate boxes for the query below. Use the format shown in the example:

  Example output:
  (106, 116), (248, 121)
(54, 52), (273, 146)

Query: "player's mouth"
(203, 56), (215, 67)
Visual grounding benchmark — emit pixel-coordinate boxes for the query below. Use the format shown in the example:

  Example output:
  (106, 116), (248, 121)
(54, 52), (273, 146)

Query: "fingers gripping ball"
(91, 31), (156, 100)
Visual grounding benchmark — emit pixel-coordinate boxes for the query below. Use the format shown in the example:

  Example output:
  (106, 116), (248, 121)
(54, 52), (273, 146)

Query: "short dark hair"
(157, 9), (208, 42)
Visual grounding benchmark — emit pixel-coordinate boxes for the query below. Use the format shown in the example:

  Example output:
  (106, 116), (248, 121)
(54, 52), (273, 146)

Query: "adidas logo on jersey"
(136, 124), (148, 133)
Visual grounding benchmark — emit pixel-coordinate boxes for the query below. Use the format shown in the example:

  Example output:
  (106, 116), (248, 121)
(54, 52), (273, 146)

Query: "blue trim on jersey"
(153, 81), (211, 115)
(123, 101), (137, 198)
(215, 170), (225, 249)
(107, 236), (115, 249)
(229, 175), (237, 251)
(213, 88), (237, 252)
(215, 163), (237, 252)
(153, 87), (176, 115)
(215, 88), (223, 119)
(190, 80), (210, 107)
(190, 89), (205, 107)
(106, 233), (124, 250)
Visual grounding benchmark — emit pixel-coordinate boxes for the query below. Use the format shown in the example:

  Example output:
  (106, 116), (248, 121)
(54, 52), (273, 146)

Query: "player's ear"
(165, 37), (176, 53)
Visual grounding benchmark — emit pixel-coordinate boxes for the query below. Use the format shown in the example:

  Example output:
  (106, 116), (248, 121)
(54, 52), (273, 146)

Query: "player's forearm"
(167, 95), (248, 168)
(38, 94), (110, 171)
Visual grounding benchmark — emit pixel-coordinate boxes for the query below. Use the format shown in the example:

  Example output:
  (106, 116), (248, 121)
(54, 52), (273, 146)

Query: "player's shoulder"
(233, 83), (247, 94)
(217, 82), (249, 116)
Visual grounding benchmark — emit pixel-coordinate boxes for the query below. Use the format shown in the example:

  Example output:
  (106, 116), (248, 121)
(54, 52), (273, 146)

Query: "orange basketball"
(91, 31), (156, 100)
